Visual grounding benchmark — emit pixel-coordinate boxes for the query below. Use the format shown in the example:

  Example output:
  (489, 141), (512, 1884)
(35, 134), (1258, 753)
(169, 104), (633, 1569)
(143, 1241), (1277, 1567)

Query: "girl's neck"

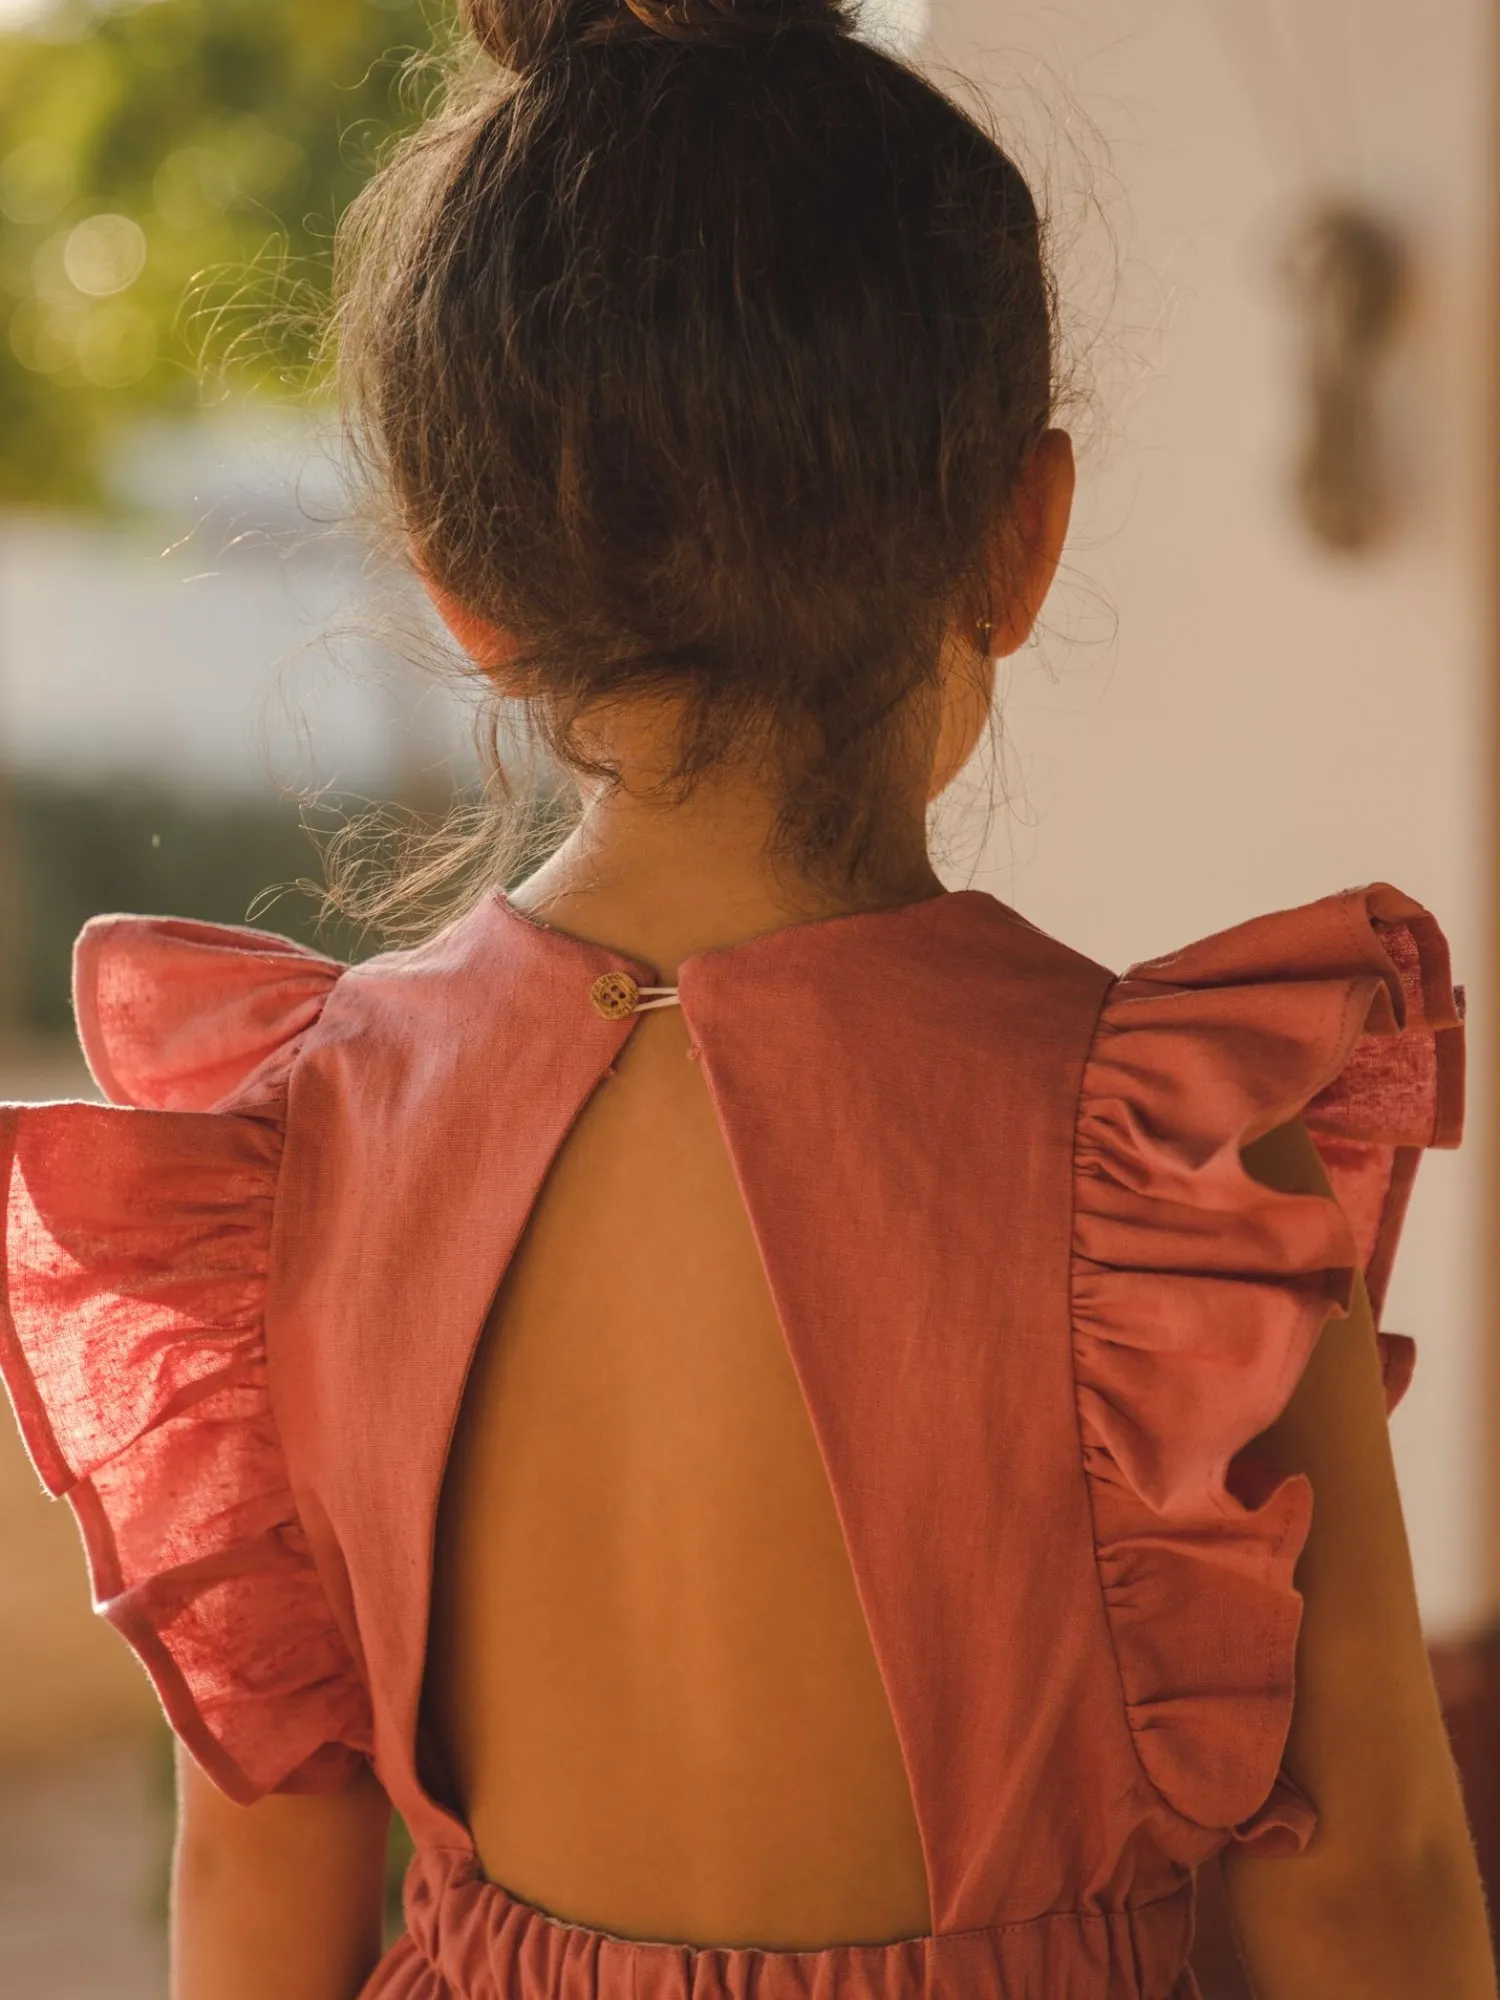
(508, 770), (943, 980)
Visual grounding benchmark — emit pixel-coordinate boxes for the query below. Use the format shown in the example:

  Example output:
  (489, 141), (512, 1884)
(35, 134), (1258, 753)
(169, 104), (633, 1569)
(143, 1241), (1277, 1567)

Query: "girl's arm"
(1222, 1118), (1496, 1998)
(172, 1748), (392, 2000)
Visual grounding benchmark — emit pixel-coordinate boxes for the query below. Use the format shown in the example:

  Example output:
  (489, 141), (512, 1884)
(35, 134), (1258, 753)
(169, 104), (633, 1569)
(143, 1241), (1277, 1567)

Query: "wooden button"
(589, 971), (639, 1020)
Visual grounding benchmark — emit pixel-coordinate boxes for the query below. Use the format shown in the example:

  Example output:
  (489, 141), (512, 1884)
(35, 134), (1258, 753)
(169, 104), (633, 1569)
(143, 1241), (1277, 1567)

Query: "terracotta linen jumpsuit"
(0, 882), (1465, 1998)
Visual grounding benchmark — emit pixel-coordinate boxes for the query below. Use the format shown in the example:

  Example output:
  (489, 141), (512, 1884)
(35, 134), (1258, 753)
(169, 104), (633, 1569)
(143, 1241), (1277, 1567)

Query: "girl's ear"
(986, 429), (1075, 657)
(415, 561), (520, 675)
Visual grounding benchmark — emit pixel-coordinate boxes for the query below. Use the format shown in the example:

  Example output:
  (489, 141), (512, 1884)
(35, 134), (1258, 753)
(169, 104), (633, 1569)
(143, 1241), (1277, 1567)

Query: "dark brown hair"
(333, 0), (1056, 909)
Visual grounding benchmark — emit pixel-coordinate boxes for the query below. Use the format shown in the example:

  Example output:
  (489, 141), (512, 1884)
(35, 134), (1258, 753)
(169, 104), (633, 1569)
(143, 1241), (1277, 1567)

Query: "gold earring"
(976, 616), (995, 656)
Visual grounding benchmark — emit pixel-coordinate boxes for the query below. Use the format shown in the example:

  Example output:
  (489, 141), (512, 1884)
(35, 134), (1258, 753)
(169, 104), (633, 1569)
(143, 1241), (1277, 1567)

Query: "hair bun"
(610, 0), (850, 43)
(465, 0), (851, 71)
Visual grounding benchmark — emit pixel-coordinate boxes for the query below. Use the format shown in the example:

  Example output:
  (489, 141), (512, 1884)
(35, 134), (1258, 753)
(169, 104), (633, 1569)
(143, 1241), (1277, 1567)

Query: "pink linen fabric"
(0, 881), (1464, 1999)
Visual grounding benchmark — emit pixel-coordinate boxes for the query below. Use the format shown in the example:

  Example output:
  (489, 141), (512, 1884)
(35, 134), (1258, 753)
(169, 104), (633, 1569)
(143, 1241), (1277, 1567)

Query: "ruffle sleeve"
(0, 916), (374, 1804)
(1071, 882), (1463, 1862)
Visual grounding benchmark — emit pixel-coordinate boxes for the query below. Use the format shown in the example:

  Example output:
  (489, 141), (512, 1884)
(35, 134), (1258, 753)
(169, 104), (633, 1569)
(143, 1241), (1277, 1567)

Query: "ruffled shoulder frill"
(0, 915), (374, 1803)
(1071, 882), (1463, 1862)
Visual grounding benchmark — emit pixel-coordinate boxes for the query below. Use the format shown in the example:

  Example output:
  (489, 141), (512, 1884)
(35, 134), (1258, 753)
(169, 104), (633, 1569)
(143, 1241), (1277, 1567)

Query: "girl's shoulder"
(68, 893), (517, 1121)
(72, 911), (347, 1113)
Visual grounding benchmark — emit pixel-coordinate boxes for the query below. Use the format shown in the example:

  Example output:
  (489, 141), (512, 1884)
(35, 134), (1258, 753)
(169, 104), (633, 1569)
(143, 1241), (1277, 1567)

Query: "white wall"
(0, 417), (476, 801)
(930, 0), (1495, 1636)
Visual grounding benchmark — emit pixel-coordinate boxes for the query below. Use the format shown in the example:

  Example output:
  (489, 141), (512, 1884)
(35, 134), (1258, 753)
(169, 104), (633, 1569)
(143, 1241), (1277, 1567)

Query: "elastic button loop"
(589, 971), (682, 1019)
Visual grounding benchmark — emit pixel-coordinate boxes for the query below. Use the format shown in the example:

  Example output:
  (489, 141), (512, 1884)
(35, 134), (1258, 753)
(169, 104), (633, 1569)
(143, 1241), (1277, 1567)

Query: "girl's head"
(336, 0), (1072, 897)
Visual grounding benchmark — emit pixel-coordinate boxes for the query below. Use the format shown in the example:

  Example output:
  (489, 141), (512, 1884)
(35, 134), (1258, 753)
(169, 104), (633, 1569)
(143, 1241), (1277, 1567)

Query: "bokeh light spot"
(63, 213), (147, 298)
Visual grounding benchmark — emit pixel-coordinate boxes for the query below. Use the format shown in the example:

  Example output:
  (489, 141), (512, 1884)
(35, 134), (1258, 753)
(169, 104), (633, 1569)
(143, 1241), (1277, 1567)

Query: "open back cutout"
(423, 1004), (932, 1951)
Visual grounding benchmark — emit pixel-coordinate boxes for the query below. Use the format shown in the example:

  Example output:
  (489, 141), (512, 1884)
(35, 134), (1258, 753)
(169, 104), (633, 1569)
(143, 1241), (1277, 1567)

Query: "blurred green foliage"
(0, 0), (445, 507)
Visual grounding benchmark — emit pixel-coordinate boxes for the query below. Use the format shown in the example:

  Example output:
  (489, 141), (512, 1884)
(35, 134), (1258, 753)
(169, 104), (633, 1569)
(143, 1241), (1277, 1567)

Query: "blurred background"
(0, 1), (1492, 1995)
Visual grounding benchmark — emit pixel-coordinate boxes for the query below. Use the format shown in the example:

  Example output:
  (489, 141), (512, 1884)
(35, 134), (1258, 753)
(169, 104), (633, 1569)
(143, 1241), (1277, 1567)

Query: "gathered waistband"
(361, 1847), (1201, 2000)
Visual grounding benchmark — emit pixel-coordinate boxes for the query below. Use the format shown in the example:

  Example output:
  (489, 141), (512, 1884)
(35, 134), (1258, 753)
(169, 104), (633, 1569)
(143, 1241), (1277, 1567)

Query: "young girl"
(2, 1), (1494, 1996)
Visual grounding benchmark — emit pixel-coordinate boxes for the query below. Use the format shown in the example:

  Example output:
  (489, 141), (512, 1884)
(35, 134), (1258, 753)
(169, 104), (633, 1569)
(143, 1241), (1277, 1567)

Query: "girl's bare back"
(424, 1003), (931, 1948)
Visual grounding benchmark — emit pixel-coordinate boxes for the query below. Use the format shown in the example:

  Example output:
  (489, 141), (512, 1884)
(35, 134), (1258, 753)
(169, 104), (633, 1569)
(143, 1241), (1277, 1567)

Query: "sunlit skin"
(171, 424), (1494, 1998)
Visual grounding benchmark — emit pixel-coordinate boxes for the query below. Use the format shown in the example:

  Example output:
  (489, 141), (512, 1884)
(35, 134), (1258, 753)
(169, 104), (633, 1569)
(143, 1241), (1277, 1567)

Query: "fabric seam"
(419, 1850), (1192, 1957)
(1062, 975), (1186, 1833)
(254, 970), (378, 1778)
